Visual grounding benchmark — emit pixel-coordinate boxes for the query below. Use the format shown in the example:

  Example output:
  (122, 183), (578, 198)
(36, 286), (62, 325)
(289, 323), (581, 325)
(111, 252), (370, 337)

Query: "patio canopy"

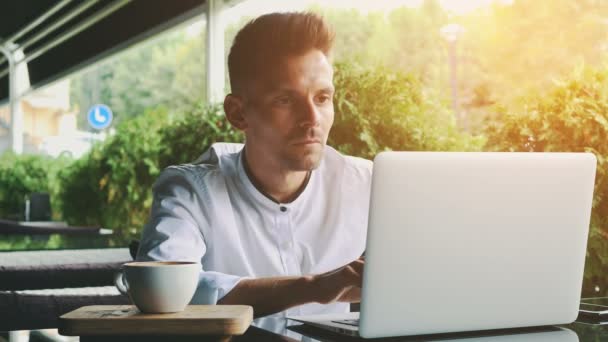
(0, 0), (214, 102)
(0, 0), (239, 152)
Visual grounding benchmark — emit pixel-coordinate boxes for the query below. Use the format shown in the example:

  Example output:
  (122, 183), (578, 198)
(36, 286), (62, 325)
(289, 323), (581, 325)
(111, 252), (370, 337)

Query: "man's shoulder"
(191, 142), (244, 165)
(324, 146), (373, 177)
(161, 163), (217, 178)
(343, 154), (373, 172)
(154, 164), (219, 191)
(156, 143), (243, 186)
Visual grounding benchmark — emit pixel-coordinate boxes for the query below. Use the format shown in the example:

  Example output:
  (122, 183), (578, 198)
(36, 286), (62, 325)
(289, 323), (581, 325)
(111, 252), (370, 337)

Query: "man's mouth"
(292, 138), (321, 145)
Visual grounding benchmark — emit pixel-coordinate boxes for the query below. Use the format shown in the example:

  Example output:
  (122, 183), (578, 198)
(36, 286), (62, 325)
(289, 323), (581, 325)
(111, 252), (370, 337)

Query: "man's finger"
(350, 259), (364, 270)
(346, 261), (364, 279)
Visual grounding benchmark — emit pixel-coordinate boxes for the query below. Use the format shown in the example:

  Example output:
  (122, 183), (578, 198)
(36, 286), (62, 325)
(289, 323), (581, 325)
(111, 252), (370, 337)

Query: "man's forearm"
(217, 275), (317, 317)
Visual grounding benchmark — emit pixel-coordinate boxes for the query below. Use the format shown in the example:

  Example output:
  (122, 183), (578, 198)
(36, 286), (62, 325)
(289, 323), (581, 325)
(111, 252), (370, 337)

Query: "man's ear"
(224, 94), (248, 131)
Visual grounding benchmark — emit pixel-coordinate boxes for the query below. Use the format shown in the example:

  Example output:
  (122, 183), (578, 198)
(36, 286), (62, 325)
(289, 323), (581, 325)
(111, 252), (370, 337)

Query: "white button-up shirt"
(137, 142), (372, 317)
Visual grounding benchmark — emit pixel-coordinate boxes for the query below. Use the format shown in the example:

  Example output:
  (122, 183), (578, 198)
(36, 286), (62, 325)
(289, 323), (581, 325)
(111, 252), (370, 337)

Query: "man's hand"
(312, 257), (364, 304)
(218, 256), (365, 317)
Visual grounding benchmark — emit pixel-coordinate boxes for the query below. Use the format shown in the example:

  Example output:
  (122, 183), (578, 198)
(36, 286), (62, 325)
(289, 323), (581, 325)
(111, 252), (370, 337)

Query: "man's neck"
(242, 146), (311, 204)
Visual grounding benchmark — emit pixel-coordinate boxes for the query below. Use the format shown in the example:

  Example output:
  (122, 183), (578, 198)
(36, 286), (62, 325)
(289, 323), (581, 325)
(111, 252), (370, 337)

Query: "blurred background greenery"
(2, 0), (608, 295)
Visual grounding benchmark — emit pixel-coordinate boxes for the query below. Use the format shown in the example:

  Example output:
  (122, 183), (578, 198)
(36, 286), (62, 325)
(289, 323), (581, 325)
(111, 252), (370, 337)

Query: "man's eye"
(274, 96), (292, 105)
(316, 95), (332, 104)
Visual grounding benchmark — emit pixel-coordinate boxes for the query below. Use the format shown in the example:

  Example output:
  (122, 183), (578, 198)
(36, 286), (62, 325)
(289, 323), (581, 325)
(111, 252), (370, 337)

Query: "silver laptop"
(289, 152), (596, 339)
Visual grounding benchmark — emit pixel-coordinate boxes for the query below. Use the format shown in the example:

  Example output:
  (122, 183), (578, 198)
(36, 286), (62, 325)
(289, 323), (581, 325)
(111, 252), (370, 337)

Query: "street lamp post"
(440, 23), (466, 131)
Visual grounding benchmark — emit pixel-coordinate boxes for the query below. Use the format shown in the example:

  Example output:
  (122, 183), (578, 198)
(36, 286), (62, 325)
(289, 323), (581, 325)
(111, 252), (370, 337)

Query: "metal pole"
(440, 24), (466, 131)
(0, 0), (132, 80)
(23, 0), (131, 65)
(0, 45), (23, 154)
(17, 0), (101, 52)
(0, 0), (75, 67)
(447, 40), (467, 131)
(6, 0), (75, 44)
(205, 0), (225, 104)
(447, 41), (459, 121)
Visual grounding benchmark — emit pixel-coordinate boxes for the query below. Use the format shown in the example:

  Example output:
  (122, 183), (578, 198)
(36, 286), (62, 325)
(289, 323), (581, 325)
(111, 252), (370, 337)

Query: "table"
(0, 219), (112, 235)
(0, 248), (131, 290)
(0, 248), (132, 331)
(74, 315), (608, 341)
(0, 219), (114, 251)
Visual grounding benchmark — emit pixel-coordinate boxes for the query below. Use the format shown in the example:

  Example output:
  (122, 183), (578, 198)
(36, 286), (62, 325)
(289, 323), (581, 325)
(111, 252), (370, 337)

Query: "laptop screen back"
(359, 152), (596, 339)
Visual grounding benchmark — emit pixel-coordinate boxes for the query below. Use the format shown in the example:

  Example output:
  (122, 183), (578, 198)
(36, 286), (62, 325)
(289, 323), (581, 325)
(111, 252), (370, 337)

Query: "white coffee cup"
(114, 261), (199, 313)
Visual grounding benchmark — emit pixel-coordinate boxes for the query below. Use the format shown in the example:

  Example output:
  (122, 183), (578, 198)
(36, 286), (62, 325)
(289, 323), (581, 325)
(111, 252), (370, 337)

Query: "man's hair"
(227, 12), (335, 94)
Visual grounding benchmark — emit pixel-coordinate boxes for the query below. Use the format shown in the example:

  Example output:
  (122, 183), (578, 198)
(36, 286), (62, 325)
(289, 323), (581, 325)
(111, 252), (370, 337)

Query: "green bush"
(57, 105), (243, 246)
(484, 66), (608, 296)
(158, 103), (243, 168)
(56, 108), (166, 240)
(0, 152), (69, 220)
(330, 61), (483, 158)
(0, 153), (81, 251)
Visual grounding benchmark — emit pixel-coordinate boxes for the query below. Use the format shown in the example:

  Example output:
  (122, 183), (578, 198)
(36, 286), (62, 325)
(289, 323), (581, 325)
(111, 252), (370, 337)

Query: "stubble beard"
(282, 144), (325, 171)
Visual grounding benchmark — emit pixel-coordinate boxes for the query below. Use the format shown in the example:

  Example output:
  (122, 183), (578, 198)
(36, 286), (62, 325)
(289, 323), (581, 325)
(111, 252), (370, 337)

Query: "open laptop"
(288, 152), (596, 339)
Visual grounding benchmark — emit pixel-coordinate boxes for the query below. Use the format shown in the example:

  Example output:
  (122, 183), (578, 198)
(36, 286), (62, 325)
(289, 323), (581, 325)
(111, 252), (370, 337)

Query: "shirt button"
(280, 206), (287, 212)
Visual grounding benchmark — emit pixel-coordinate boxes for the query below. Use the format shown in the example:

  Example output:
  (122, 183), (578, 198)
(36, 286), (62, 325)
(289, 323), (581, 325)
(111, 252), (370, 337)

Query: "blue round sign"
(87, 104), (113, 130)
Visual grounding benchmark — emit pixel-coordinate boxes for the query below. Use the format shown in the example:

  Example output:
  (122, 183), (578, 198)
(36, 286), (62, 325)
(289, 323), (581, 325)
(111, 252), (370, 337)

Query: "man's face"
(240, 49), (335, 171)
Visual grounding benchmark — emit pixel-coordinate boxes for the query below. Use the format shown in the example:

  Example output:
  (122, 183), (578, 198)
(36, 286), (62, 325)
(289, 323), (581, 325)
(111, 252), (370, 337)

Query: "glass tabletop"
(76, 313), (608, 341)
(245, 316), (608, 342)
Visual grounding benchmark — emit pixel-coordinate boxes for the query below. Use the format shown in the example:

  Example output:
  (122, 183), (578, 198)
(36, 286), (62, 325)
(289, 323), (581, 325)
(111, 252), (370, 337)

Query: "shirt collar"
(235, 148), (317, 213)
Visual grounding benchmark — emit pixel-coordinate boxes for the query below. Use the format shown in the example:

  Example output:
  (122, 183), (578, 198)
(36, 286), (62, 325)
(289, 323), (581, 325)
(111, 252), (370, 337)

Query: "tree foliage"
(460, 0), (608, 114)
(315, 1), (449, 95)
(70, 29), (206, 128)
(56, 105), (243, 245)
(0, 153), (68, 220)
(330, 62), (482, 158)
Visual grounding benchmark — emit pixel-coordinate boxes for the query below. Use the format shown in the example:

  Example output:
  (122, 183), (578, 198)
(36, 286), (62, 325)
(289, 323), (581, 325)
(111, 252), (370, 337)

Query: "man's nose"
(298, 97), (321, 128)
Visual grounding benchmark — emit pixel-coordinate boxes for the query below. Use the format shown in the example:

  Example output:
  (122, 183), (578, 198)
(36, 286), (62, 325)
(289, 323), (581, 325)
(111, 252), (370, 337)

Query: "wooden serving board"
(59, 305), (253, 336)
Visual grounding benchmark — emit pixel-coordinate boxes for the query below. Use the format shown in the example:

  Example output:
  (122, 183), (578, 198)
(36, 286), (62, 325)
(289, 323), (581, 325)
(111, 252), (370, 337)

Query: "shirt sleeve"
(136, 166), (243, 304)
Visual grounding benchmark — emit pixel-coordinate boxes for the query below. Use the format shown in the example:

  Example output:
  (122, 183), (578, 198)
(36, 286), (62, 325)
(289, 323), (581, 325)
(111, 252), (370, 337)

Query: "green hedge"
(330, 62), (483, 156)
(484, 66), (608, 296)
(0, 153), (101, 251)
(56, 105), (243, 246)
(0, 152), (69, 220)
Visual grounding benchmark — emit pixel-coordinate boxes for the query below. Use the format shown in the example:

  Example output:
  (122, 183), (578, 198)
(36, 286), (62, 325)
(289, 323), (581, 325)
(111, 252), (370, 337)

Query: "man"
(137, 12), (372, 318)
